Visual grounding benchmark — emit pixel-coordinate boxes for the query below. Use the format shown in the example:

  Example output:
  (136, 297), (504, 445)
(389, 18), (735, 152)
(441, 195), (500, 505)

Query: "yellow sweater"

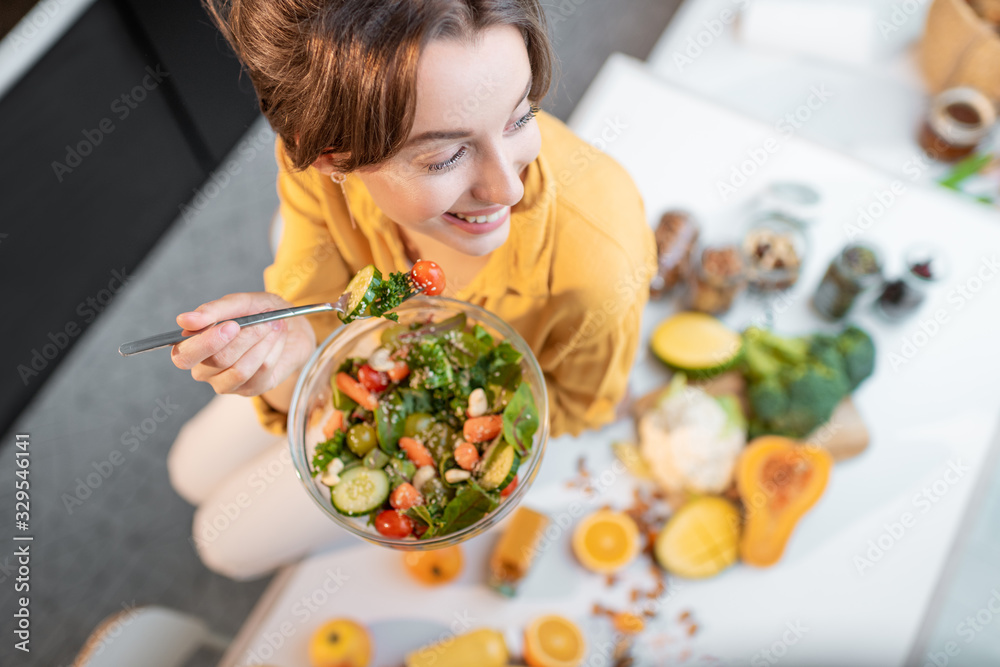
(251, 110), (656, 437)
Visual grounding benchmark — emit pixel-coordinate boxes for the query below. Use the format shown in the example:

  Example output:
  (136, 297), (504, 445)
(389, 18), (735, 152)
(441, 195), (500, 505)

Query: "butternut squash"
(737, 436), (832, 567)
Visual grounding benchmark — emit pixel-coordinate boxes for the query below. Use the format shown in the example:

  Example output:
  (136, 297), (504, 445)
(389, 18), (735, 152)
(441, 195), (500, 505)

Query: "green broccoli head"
(748, 377), (789, 422)
(836, 326), (876, 391)
(808, 333), (848, 379)
(783, 363), (850, 435)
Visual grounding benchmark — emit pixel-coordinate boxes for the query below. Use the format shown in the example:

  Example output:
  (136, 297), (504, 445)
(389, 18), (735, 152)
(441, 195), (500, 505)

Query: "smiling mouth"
(447, 208), (508, 224)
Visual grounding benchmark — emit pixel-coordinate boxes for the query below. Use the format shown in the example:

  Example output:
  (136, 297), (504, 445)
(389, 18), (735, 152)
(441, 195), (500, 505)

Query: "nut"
(444, 469), (471, 484)
(320, 458), (345, 486)
(466, 387), (488, 417)
(369, 347), (394, 372)
(412, 465), (437, 492)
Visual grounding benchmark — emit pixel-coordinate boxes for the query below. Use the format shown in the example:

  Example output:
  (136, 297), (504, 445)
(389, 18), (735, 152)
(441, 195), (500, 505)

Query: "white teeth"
(450, 208), (506, 224)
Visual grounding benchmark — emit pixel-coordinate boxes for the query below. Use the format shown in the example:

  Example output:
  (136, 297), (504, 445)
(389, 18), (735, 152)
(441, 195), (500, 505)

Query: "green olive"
(346, 423), (377, 457)
(380, 323), (410, 347)
(404, 412), (435, 438)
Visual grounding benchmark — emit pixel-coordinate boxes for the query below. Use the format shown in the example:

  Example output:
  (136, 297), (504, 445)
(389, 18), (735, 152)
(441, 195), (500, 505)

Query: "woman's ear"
(310, 151), (348, 176)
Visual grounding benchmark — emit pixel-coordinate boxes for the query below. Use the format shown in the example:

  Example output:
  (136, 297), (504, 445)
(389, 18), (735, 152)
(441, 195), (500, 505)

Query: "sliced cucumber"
(340, 264), (382, 322)
(363, 448), (390, 470)
(477, 440), (520, 491)
(330, 466), (389, 516)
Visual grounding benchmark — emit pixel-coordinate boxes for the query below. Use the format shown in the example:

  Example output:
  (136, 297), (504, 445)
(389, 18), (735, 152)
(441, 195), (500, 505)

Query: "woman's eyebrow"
(405, 75), (533, 149)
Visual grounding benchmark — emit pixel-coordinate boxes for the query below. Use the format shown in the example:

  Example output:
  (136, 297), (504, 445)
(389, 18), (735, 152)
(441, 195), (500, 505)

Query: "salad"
(308, 311), (540, 540)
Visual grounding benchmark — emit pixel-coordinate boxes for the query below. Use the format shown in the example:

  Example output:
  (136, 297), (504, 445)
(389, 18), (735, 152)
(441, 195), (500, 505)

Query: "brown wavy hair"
(203, 0), (555, 172)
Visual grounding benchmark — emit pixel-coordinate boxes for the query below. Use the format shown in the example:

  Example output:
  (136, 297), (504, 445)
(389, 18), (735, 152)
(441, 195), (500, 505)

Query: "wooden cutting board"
(630, 371), (870, 462)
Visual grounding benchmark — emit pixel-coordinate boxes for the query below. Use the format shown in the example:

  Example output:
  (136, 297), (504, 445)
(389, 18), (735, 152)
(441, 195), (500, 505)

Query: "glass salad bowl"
(288, 297), (550, 551)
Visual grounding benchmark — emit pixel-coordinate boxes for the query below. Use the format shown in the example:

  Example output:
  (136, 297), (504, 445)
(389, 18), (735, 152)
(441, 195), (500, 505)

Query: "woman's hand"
(170, 292), (317, 398)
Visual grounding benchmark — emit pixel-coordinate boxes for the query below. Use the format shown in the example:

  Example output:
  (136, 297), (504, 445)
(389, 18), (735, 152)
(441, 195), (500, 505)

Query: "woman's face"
(347, 25), (542, 257)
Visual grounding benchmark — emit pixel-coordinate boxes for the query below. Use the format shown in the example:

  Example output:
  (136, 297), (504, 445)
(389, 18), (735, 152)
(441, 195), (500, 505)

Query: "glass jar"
(918, 87), (997, 163)
(649, 210), (699, 298)
(811, 244), (883, 320)
(742, 214), (809, 292)
(686, 244), (747, 315)
(874, 244), (948, 321)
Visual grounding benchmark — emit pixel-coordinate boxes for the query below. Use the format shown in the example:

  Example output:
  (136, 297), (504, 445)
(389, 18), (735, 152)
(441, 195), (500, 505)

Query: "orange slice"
(524, 615), (586, 667)
(571, 509), (640, 574)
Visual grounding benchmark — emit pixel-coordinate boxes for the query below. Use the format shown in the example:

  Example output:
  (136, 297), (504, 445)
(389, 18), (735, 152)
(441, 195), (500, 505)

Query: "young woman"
(168, 0), (656, 580)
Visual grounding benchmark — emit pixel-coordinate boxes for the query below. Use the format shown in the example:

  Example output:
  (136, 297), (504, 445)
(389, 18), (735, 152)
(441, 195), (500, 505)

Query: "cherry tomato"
(411, 260), (446, 296)
(375, 510), (413, 539)
(357, 364), (390, 393)
(500, 475), (518, 498)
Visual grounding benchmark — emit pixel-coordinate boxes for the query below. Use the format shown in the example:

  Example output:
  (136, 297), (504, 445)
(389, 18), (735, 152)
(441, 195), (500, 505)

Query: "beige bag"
(920, 0), (1000, 103)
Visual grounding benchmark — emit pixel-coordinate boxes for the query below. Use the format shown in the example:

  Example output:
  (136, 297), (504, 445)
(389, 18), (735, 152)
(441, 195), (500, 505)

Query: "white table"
(644, 0), (998, 189)
(222, 56), (1000, 667)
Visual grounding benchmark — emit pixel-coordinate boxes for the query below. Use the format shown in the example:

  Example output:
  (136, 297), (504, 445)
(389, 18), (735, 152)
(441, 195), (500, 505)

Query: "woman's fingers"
(171, 292), (289, 371)
(212, 324), (287, 396)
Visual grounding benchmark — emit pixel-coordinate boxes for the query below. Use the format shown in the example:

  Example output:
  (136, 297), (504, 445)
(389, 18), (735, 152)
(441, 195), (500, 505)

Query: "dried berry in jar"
(743, 227), (802, 291)
(687, 245), (746, 315)
(650, 210), (699, 298)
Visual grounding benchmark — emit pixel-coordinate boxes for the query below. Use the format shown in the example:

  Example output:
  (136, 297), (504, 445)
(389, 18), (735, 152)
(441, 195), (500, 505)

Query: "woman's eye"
(427, 147), (468, 173)
(508, 105), (539, 132)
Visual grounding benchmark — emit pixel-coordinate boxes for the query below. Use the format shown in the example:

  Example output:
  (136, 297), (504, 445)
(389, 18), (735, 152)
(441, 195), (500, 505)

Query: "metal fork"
(118, 278), (423, 357)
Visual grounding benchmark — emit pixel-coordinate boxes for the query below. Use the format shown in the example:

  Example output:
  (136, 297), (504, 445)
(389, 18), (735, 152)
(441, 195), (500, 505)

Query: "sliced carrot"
(399, 436), (435, 467)
(387, 361), (410, 382)
(454, 441), (480, 471)
(390, 482), (423, 510)
(336, 372), (378, 411)
(463, 415), (502, 443)
(322, 410), (343, 440)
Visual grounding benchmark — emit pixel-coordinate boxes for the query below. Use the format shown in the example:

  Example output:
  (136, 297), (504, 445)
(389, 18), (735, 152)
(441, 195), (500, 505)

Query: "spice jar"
(742, 215), (808, 292)
(874, 245), (948, 321)
(687, 244), (746, 314)
(650, 210), (699, 298)
(811, 244), (883, 320)
(918, 87), (997, 163)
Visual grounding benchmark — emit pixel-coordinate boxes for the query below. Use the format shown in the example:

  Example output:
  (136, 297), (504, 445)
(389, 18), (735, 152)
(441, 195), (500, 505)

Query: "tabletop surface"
(222, 54), (1000, 667)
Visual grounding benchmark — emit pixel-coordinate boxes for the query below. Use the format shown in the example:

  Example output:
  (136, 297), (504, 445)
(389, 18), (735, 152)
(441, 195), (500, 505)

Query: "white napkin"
(739, 0), (880, 66)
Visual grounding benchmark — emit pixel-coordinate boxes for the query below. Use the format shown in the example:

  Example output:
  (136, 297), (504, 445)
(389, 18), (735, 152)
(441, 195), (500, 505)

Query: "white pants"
(167, 394), (343, 580)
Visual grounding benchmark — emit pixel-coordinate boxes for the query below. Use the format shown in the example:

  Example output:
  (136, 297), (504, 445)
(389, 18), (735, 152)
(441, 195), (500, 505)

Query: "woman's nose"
(471, 148), (524, 208)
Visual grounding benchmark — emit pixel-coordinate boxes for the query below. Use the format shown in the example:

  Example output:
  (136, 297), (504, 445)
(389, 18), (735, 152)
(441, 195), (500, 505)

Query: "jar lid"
(753, 181), (822, 226)
(927, 87), (997, 147)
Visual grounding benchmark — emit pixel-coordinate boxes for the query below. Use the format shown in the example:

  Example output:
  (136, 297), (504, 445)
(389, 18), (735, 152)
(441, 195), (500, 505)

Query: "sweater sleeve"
(250, 140), (351, 435)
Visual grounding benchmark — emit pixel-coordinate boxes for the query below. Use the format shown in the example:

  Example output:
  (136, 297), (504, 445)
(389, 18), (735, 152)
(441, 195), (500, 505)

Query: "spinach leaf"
(406, 504), (445, 539)
(503, 382), (539, 457)
(375, 391), (406, 452)
(311, 431), (345, 476)
(472, 324), (494, 348)
(439, 481), (499, 534)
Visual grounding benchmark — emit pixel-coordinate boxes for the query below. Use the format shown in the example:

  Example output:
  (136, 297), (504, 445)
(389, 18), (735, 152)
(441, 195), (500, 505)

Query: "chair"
(73, 605), (231, 667)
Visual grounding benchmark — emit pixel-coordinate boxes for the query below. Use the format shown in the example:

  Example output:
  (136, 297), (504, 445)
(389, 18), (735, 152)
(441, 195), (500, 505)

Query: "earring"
(330, 172), (356, 229)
